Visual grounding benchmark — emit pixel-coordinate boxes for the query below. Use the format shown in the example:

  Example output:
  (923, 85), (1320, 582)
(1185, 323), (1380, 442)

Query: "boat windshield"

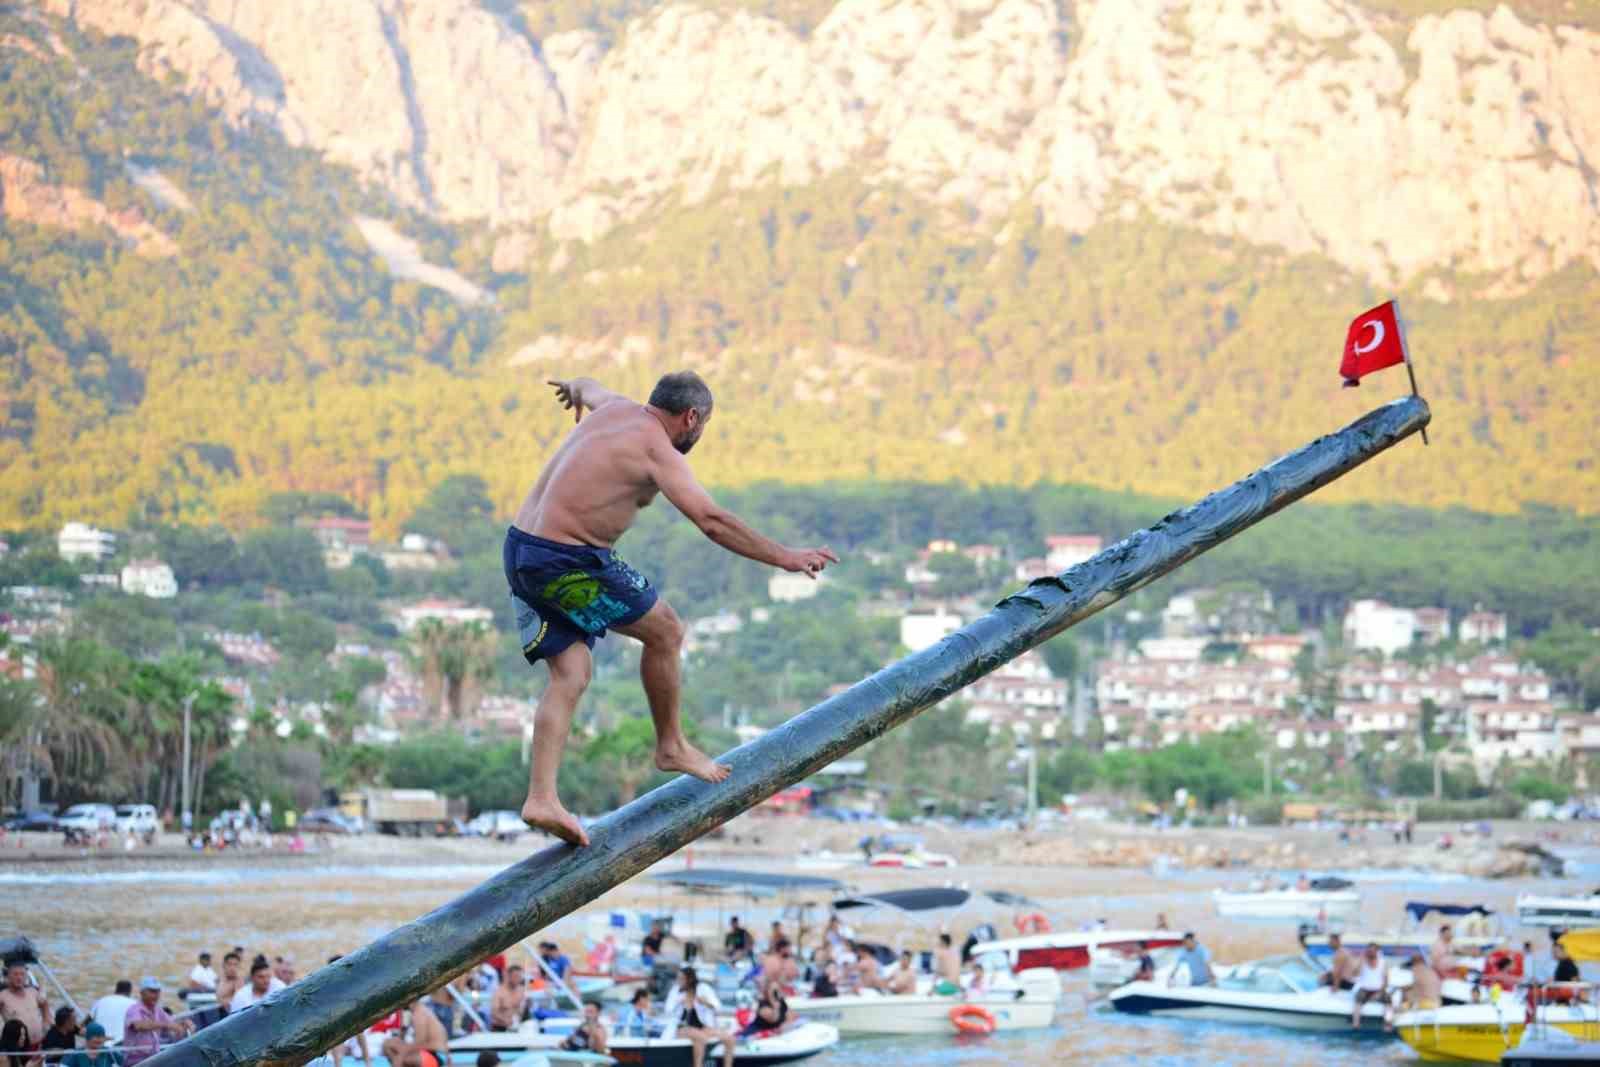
(1217, 955), (1321, 995)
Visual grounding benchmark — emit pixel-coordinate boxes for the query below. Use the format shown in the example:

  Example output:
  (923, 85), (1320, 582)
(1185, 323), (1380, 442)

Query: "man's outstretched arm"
(548, 377), (626, 422)
(653, 445), (837, 576)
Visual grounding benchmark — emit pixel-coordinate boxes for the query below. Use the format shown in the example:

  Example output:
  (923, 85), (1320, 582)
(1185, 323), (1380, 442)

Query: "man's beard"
(674, 428), (702, 455)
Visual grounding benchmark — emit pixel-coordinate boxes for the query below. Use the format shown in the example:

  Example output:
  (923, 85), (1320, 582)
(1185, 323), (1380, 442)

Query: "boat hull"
(974, 931), (1184, 972)
(1109, 983), (1388, 1033)
(1394, 1006), (1600, 1064)
(1213, 890), (1362, 922)
(452, 1024), (836, 1067)
(1517, 895), (1600, 928)
(787, 994), (1056, 1034)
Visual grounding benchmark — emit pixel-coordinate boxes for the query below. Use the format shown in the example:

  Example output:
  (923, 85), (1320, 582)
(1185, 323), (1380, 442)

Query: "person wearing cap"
(187, 954), (217, 994)
(61, 1022), (120, 1067)
(121, 979), (191, 1067)
(39, 1006), (79, 1055)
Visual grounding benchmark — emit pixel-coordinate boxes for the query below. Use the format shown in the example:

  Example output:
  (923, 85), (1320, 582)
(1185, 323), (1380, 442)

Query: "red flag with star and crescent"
(1339, 300), (1408, 387)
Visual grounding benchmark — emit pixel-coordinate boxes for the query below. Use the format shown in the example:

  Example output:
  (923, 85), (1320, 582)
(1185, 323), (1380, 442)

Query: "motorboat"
(449, 1020), (839, 1067)
(786, 967), (1061, 1034)
(973, 929), (1184, 972)
(1303, 900), (1501, 958)
(1213, 883), (1362, 923)
(1519, 893), (1600, 928)
(1503, 1035), (1600, 1066)
(1394, 992), (1600, 1063)
(867, 850), (956, 869)
(1108, 953), (1392, 1032)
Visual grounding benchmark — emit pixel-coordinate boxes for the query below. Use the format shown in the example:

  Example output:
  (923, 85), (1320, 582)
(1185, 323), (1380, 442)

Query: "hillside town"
(3, 521), (1587, 808)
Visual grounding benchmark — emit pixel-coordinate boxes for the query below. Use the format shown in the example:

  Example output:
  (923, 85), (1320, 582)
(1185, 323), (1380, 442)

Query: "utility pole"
(1026, 745), (1038, 826)
(1433, 750), (1443, 801)
(181, 692), (195, 826)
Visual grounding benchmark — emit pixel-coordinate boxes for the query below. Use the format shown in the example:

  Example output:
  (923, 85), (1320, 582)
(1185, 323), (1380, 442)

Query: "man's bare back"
(505, 373), (839, 849)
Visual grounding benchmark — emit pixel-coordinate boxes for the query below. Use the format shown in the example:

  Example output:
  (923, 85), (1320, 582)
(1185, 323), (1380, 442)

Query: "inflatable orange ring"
(1014, 912), (1051, 935)
(950, 1005), (997, 1035)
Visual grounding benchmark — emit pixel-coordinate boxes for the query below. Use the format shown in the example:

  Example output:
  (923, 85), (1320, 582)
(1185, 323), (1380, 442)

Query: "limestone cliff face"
(43, 0), (1600, 289)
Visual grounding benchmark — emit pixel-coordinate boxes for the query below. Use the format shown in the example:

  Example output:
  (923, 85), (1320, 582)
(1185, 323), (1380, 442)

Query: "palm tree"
(0, 674), (45, 809)
(410, 620), (498, 718)
(30, 636), (129, 797)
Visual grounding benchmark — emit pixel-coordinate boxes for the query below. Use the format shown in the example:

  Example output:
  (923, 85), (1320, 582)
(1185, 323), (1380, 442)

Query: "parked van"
(57, 803), (117, 837)
(115, 804), (160, 839)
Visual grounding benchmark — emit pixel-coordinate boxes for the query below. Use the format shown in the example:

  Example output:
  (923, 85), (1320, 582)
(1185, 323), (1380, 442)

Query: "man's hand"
(781, 546), (840, 579)
(548, 379), (586, 423)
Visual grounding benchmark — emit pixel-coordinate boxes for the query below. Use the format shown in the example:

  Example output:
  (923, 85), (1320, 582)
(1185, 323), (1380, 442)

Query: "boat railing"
(1522, 981), (1600, 1044)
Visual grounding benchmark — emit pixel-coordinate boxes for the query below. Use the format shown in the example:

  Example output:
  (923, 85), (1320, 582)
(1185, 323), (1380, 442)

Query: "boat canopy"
(1404, 901), (1493, 922)
(834, 887), (970, 913)
(648, 868), (846, 897)
(984, 890), (1041, 908)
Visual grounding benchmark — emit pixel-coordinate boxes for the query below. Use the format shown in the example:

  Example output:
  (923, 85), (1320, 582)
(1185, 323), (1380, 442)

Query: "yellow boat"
(1394, 995), (1600, 1063)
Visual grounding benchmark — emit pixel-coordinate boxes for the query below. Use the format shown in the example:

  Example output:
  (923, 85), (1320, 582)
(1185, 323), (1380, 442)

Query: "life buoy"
(950, 1005), (997, 1035)
(1014, 913), (1051, 935)
(1482, 949), (1523, 991)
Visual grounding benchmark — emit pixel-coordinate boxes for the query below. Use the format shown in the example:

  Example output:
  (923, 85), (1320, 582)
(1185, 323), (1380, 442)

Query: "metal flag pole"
(1394, 300), (1429, 446)
(141, 396), (1431, 1067)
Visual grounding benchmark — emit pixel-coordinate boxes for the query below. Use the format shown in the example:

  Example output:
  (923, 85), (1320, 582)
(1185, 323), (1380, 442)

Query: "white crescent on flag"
(1354, 320), (1385, 355)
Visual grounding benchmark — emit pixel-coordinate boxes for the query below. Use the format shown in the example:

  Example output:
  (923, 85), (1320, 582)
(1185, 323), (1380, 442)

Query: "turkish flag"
(1339, 300), (1407, 387)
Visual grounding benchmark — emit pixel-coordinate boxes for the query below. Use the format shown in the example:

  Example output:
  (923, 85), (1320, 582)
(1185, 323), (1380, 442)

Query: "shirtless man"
(758, 941), (798, 997)
(214, 953), (244, 1012)
(0, 962), (49, 1049)
(886, 951), (918, 995)
(488, 966), (528, 1031)
(933, 934), (962, 989)
(380, 998), (449, 1067)
(507, 372), (838, 845)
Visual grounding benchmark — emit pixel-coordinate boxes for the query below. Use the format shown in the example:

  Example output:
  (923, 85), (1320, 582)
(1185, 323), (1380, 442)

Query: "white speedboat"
(867, 850), (957, 869)
(787, 967), (1061, 1034)
(452, 1021), (838, 1067)
(1213, 888), (1361, 923)
(1108, 954), (1390, 1032)
(1518, 893), (1600, 928)
(973, 929), (1184, 972)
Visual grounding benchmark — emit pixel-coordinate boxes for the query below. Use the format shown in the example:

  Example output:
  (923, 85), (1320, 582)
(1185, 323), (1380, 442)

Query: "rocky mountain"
(2, 0), (1597, 531)
(47, 0), (1600, 291)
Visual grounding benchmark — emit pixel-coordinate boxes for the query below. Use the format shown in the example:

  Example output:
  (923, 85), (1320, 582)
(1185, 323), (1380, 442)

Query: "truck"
(340, 789), (460, 836)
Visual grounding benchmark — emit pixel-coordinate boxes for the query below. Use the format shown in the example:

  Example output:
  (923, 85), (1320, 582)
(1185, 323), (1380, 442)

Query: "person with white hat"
(120, 978), (191, 1067)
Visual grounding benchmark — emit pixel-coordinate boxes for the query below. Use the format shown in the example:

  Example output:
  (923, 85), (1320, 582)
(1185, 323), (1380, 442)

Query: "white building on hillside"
(900, 608), (961, 652)
(58, 522), (116, 562)
(121, 559), (177, 598)
(769, 571), (822, 602)
(1343, 599), (1416, 655)
(1045, 535), (1102, 572)
(1459, 609), (1509, 645)
(392, 598), (493, 633)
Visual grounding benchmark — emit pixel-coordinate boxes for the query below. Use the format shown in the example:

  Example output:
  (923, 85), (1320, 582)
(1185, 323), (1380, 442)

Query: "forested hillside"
(1, 3), (1596, 535)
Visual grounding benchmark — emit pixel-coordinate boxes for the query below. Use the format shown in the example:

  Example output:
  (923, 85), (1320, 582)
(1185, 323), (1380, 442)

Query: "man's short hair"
(939, 934), (952, 947)
(631, 988), (650, 1004)
(223, 952), (240, 963)
(648, 371), (713, 419)
(250, 960), (271, 975)
(476, 1052), (501, 1067)
(1183, 931), (1197, 941)
(115, 980), (133, 995)
(680, 967), (698, 987)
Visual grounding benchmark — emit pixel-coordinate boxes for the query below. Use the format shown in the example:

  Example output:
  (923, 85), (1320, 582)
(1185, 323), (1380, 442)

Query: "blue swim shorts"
(502, 526), (659, 663)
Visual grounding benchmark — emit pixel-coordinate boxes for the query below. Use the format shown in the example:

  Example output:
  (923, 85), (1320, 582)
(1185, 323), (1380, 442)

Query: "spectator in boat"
(490, 965), (529, 1031)
(214, 955), (243, 1012)
(767, 922), (786, 954)
(40, 1006), (79, 1055)
(964, 963), (989, 997)
(1133, 942), (1156, 983)
(1399, 956), (1442, 1015)
(559, 1002), (608, 1055)
(1554, 940), (1582, 985)
(121, 977), (192, 1067)
(934, 934), (962, 991)
(1295, 873), (1311, 892)
(475, 1054), (499, 1067)
(538, 942), (573, 982)
(741, 985), (787, 1037)
(1350, 944), (1389, 1028)
(379, 997), (449, 1067)
(809, 965), (840, 1000)
(250, 956), (286, 996)
(666, 969), (732, 1067)
(229, 960), (276, 1013)
(641, 921), (673, 968)
(187, 953), (218, 994)
(1429, 926), (1461, 980)
(616, 988), (653, 1037)
(1171, 933), (1213, 988)
(272, 956), (296, 987)
(61, 1022), (119, 1067)
(0, 1019), (34, 1067)
(425, 986), (456, 1038)
(886, 951), (918, 995)
(759, 941), (799, 998)
(0, 962), (49, 1054)
(1318, 933), (1358, 991)
(851, 944), (884, 992)
(88, 982), (135, 1044)
(1154, 913), (1170, 931)
(724, 918), (753, 963)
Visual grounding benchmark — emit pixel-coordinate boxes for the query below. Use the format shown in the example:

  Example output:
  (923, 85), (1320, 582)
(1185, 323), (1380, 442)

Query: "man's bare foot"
(655, 739), (732, 784)
(521, 798), (590, 847)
